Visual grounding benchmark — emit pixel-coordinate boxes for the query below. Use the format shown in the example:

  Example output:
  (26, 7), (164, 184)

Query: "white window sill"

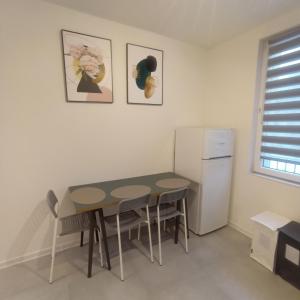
(251, 171), (300, 188)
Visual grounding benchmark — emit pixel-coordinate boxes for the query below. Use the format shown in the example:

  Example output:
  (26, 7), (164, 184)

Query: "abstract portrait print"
(61, 30), (113, 103)
(134, 55), (157, 99)
(127, 44), (163, 105)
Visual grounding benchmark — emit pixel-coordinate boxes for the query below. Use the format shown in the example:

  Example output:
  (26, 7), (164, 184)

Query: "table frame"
(69, 172), (196, 278)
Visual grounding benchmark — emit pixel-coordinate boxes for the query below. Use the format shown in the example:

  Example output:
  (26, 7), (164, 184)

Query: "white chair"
(46, 190), (103, 283)
(104, 193), (153, 281)
(139, 188), (189, 265)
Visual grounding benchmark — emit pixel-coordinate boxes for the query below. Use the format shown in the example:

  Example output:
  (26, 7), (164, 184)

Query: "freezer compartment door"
(199, 157), (233, 235)
(202, 129), (234, 159)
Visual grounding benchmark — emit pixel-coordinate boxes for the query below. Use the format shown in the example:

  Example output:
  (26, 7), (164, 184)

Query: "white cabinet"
(250, 211), (290, 271)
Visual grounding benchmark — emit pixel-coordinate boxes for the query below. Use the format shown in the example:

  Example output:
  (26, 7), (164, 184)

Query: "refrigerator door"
(199, 157), (232, 235)
(202, 129), (234, 159)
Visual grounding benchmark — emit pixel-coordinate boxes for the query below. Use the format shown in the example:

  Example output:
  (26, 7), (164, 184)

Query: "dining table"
(67, 172), (198, 278)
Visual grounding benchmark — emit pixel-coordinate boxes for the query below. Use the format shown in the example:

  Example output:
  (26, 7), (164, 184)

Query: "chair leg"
(163, 220), (166, 232)
(49, 218), (58, 284)
(183, 198), (188, 253)
(157, 206), (162, 266)
(116, 215), (124, 281)
(80, 231), (84, 247)
(98, 229), (104, 267)
(146, 205), (153, 262)
(137, 224), (141, 241)
(128, 227), (131, 240)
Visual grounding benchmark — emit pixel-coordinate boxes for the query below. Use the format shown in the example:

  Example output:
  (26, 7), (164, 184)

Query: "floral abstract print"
(62, 30), (113, 103)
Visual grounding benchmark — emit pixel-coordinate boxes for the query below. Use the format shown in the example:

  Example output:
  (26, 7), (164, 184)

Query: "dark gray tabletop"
(69, 172), (197, 213)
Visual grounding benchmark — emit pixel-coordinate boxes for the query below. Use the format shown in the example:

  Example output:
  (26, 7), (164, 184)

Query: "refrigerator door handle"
(203, 155), (232, 160)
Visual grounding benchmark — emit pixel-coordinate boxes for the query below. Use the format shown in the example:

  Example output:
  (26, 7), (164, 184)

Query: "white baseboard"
(0, 238), (84, 270)
(229, 221), (252, 238)
(0, 222), (252, 270)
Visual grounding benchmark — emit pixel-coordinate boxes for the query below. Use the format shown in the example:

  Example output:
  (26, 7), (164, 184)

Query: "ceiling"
(45, 0), (300, 47)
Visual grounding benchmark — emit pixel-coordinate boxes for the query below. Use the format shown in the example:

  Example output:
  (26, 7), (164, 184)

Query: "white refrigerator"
(174, 127), (234, 235)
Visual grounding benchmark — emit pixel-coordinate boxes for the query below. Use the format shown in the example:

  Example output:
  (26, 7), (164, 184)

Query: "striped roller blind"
(261, 27), (300, 169)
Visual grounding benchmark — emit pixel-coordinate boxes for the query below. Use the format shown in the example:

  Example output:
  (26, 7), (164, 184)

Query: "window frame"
(252, 27), (300, 185)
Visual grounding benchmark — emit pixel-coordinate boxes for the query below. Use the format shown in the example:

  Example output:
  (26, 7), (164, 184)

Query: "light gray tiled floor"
(0, 226), (299, 300)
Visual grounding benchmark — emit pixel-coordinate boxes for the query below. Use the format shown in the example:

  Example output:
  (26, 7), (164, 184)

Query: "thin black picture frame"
(61, 29), (114, 104)
(126, 43), (164, 106)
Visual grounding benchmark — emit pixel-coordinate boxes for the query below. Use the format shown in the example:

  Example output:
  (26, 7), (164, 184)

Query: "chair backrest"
(158, 188), (189, 205)
(118, 193), (151, 214)
(47, 190), (58, 218)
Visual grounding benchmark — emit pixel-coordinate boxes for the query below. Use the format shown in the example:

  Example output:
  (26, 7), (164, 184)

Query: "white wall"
(2, 0), (300, 268)
(204, 9), (300, 236)
(0, 0), (206, 266)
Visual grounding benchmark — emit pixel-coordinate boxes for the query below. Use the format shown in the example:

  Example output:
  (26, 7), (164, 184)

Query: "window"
(253, 26), (300, 184)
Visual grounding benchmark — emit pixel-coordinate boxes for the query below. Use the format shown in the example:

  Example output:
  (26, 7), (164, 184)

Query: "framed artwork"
(61, 30), (113, 103)
(127, 43), (163, 105)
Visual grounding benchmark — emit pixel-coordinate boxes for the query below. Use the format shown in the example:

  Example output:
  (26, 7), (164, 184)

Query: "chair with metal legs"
(139, 188), (189, 265)
(46, 190), (103, 283)
(104, 193), (153, 281)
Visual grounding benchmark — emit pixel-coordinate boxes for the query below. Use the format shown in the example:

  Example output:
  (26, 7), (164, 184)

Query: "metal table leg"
(184, 198), (190, 238)
(80, 231), (84, 247)
(87, 211), (96, 278)
(175, 200), (181, 244)
(98, 208), (111, 270)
